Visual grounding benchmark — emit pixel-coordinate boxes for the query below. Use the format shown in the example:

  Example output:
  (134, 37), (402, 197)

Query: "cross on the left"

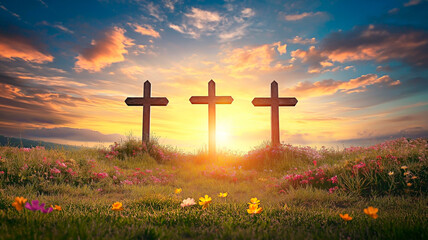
(125, 81), (169, 142)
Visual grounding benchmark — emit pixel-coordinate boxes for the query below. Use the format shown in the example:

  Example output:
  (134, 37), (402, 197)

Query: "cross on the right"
(252, 81), (298, 147)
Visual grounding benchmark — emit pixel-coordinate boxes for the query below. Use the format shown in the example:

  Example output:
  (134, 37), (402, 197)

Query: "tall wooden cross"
(252, 81), (298, 147)
(125, 80), (169, 142)
(189, 80), (233, 161)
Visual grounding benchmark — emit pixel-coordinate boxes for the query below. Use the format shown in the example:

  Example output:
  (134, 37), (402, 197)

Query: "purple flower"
(24, 200), (53, 213)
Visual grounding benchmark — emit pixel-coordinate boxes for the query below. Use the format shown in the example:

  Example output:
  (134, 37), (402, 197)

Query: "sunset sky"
(0, 0), (427, 152)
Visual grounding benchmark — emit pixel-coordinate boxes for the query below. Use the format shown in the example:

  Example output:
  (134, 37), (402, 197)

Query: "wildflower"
(25, 200), (53, 213)
(247, 204), (263, 214)
(401, 166), (408, 170)
(174, 188), (182, 194)
(199, 195), (212, 209)
(180, 198), (196, 208)
(112, 202), (123, 211)
(407, 183), (412, 187)
(218, 192), (228, 198)
(364, 206), (378, 219)
(248, 197), (260, 205)
(283, 203), (290, 211)
(339, 213), (352, 221)
(12, 197), (27, 211)
(388, 171), (394, 176)
(51, 205), (62, 211)
(313, 160), (317, 167)
(328, 186), (339, 194)
(403, 171), (411, 176)
(411, 176), (418, 179)
(0, 171), (4, 175)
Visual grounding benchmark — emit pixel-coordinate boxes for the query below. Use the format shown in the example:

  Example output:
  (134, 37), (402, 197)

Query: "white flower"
(180, 198), (196, 208)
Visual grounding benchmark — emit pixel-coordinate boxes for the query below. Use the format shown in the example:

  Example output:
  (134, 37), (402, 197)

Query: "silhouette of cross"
(125, 80), (169, 142)
(252, 81), (298, 146)
(190, 80), (233, 161)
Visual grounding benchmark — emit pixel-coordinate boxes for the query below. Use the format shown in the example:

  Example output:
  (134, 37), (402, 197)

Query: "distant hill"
(0, 135), (81, 150)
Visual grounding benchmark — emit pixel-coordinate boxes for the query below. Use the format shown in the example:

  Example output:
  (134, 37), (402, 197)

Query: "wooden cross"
(125, 80), (169, 142)
(252, 81), (298, 147)
(189, 80), (233, 161)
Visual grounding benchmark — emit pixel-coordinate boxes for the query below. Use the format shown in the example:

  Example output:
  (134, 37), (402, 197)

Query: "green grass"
(0, 138), (427, 239)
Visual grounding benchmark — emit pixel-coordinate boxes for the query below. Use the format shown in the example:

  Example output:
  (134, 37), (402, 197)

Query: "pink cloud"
(284, 12), (324, 21)
(221, 41), (291, 72)
(288, 36), (317, 45)
(132, 24), (160, 38)
(0, 33), (53, 63)
(74, 27), (134, 72)
(287, 74), (400, 98)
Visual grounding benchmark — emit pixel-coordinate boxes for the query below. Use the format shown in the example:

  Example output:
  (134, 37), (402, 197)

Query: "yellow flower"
(388, 171), (394, 176)
(199, 195), (212, 209)
(247, 203), (263, 214)
(364, 206), (378, 219)
(112, 202), (123, 211)
(407, 183), (412, 187)
(174, 188), (182, 194)
(248, 197), (260, 205)
(218, 192), (228, 198)
(339, 213), (352, 221)
(401, 166), (408, 170)
(51, 205), (62, 211)
(411, 176), (418, 179)
(12, 197), (27, 211)
(403, 171), (410, 176)
(258, 178), (267, 182)
(283, 203), (290, 211)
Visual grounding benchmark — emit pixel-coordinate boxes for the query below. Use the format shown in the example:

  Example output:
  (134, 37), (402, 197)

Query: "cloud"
(74, 27), (134, 72)
(147, 2), (165, 21)
(40, 21), (73, 34)
(169, 7), (221, 39)
(241, 8), (255, 18)
(404, 0), (422, 7)
(120, 65), (146, 80)
(287, 74), (400, 98)
(221, 41), (291, 72)
(292, 25), (428, 72)
(284, 11), (324, 21)
(291, 46), (332, 73)
(0, 32), (53, 63)
(288, 36), (317, 45)
(131, 24), (160, 38)
(0, 5), (20, 19)
(185, 7), (221, 30)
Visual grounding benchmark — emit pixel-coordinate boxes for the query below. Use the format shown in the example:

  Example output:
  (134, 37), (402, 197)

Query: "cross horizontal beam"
(125, 97), (169, 106)
(189, 96), (233, 104)
(252, 97), (298, 107)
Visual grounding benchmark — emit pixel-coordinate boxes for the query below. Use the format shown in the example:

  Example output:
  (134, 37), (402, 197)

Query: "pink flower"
(50, 168), (61, 174)
(328, 186), (339, 194)
(56, 160), (67, 168)
(313, 160), (317, 167)
(0, 171), (4, 175)
(329, 175), (338, 184)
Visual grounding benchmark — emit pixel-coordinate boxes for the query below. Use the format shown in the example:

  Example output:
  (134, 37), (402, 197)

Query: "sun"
(216, 124), (232, 148)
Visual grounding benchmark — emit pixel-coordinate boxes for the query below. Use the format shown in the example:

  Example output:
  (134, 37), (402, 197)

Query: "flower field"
(0, 137), (427, 239)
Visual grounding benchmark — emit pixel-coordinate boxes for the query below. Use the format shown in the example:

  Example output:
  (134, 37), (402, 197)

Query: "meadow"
(0, 137), (427, 240)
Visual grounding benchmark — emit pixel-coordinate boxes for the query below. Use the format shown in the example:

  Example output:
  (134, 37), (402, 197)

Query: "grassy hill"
(0, 137), (427, 239)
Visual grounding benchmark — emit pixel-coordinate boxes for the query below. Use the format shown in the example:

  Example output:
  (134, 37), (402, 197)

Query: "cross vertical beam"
(252, 81), (298, 147)
(271, 81), (280, 146)
(125, 80), (169, 143)
(143, 81), (151, 142)
(189, 80), (234, 161)
(208, 80), (216, 161)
